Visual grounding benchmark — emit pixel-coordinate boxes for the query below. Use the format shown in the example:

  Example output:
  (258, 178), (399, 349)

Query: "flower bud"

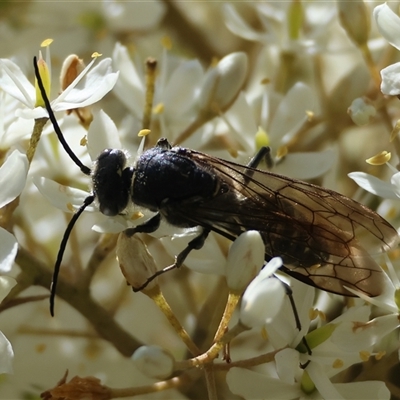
(337, 1), (370, 46)
(198, 52), (248, 113)
(132, 345), (175, 379)
(225, 231), (264, 292)
(348, 97), (376, 126)
(239, 257), (285, 328)
(116, 233), (158, 290)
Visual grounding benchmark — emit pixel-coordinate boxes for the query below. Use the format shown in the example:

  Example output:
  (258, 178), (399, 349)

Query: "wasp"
(33, 58), (399, 316)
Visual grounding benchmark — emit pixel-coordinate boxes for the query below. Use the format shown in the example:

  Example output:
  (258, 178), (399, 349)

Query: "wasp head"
(92, 149), (134, 216)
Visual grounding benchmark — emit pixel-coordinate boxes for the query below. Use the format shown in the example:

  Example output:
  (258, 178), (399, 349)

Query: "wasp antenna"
(33, 56), (91, 176)
(50, 195), (95, 316)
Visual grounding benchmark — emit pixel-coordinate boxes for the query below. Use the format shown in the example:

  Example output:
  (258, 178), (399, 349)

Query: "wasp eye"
(92, 149), (133, 216)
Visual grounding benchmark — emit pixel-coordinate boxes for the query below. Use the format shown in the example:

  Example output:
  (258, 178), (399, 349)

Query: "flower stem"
(27, 117), (48, 164)
(144, 286), (201, 355)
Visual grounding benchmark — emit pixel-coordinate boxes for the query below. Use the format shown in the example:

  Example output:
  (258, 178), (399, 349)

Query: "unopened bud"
(116, 233), (158, 290)
(132, 345), (175, 379)
(198, 52), (248, 114)
(348, 97), (376, 126)
(338, 1), (370, 46)
(226, 231), (264, 292)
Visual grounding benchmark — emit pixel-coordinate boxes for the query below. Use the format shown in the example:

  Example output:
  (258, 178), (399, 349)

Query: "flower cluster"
(0, 2), (400, 399)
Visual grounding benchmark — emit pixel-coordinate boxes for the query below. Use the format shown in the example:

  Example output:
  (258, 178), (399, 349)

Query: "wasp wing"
(166, 151), (398, 297)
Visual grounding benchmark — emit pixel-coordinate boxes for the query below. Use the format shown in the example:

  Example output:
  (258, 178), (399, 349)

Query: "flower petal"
(274, 150), (334, 180)
(223, 4), (270, 42)
(380, 62), (400, 95)
(0, 59), (35, 108)
(0, 229), (18, 273)
(112, 43), (145, 118)
(374, 3), (400, 51)
(87, 109), (122, 160)
(306, 362), (343, 400)
(348, 172), (399, 199)
(0, 331), (13, 374)
(32, 176), (96, 213)
(0, 276), (16, 302)
(269, 82), (315, 144)
(226, 367), (302, 399)
(0, 150), (28, 208)
(53, 58), (119, 110)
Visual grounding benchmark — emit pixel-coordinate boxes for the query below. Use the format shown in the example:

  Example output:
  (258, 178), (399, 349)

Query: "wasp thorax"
(92, 149), (133, 216)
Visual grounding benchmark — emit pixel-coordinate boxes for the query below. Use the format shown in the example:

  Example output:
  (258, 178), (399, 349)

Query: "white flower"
(348, 166), (400, 201)
(132, 345), (175, 379)
(348, 97), (376, 126)
(373, 3), (400, 95)
(222, 79), (335, 180)
(228, 304), (392, 400)
(223, 2), (337, 54)
(0, 55), (119, 119)
(198, 52), (248, 113)
(225, 230), (265, 292)
(227, 364), (390, 400)
(239, 257), (286, 327)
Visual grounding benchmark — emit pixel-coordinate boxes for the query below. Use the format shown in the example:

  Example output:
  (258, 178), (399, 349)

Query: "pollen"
(161, 36), (172, 50)
(306, 110), (314, 121)
(366, 151), (391, 165)
(309, 308), (319, 320)
(35, 343), (46, 353)
(359, 351), (371, 362)
(138, 129), (151, 137)
(261, 326), (268, 340)
(80, 135), (88, 146)
(131, 211), (144, 221)
(375, 351), (386, 360)
(41, 38), (53, 47)
(91, 51), (102, 58)
(153, 103), (164, 114)
(276, 146), (288, 159)
(332, 358), (344, 368)
(390, 119), (400, 142)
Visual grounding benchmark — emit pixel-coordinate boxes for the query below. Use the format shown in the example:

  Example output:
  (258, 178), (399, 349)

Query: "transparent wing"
(169, 151), (399, 297)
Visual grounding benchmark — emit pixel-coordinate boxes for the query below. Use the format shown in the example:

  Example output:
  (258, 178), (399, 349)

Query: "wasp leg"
(125, 213), (161, 236)
(244, 146), (273, 184)
(279, 279), (312, 365)
(175, 228), (210, 268)
(247, 146), (273, 169)
(131, 228), (210, 292)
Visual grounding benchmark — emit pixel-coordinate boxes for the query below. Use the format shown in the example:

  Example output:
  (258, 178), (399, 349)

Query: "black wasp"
(33, 58), (399, 316)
